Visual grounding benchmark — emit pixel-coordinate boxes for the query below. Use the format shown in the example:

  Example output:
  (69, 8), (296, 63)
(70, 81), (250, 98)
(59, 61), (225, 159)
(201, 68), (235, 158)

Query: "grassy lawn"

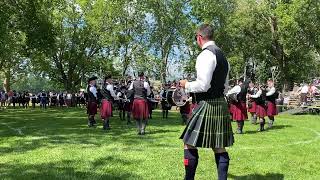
(0, 107), (320, 180)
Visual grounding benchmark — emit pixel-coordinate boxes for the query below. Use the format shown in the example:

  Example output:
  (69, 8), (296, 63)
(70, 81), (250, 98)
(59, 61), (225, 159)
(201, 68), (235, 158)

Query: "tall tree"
(145, 0), (190, 83)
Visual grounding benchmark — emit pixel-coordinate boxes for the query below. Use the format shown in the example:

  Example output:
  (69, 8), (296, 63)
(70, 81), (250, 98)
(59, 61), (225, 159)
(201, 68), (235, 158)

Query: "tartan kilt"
(100, 99), (112, 119)
(180, 102), (191, 115)
(248, 101), (256, 113)
(231, 102), (248, 121)
(87, 101), (97, 115)
(256, 104), (267, 118)
(180, 98), (234, 148)
(132, 99), (149, 120)
(267, 101), (278, 116)
(161, 100), (172, 110)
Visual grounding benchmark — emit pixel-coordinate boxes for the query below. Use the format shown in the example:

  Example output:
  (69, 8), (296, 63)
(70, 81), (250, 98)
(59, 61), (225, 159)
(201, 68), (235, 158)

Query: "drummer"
(148, 86), (155, 119)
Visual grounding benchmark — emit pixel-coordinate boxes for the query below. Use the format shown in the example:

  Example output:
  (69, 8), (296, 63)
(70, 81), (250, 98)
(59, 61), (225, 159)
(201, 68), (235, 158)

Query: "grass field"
(0, 107), (320, 180)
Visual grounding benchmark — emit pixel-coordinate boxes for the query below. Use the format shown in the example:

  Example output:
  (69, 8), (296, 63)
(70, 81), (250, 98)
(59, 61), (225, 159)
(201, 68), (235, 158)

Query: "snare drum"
(166, 88), (190, 107)
(166, 89), (175, 106)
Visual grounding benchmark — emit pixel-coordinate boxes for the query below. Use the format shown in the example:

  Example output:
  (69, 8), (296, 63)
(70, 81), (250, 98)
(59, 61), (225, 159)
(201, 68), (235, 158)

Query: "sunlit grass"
(0, 108), (319, 180)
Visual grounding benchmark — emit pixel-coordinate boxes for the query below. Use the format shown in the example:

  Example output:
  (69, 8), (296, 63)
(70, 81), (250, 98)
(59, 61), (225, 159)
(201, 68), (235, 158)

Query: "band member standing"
(249, 85), (267, 131)
(100, 75), (118, 130)
(31, 93), (37, 108)
(40, 91), (47, 109)
(147, 86), (155, 119)
(179, 24), (234, 180)
(117, 86), (127, 121)
(129, 72), (151, 135)
(227, 78), (248, 134)
(87, 76), (98, 127)
(266, 79), (278, 128)
(247, 81), (258, 124)
(160, 84), (171, 119)
(125, 85), (134, 125)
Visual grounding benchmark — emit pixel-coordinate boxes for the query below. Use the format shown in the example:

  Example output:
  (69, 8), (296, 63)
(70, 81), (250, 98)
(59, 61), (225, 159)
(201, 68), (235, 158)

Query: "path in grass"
(0, 108), (320, 180)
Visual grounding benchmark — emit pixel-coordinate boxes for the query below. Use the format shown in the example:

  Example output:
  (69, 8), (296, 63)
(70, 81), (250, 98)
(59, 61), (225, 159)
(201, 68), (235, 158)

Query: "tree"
(20, 0), (120, 92)
(144, 0), (190, 83)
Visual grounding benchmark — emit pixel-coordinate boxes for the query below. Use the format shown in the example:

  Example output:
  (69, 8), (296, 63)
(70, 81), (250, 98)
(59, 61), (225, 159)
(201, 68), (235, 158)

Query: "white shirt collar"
(202, 41), (215, 50)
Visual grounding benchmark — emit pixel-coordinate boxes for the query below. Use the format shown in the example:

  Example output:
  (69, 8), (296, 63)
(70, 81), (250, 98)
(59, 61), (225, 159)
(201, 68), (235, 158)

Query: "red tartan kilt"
(229, 104), (234, 114)
(256, 104), (267, 118)
(180, 103), (191, 115)
(132, 99), (149, 119)
(267, 101), (278, 116)
(248, 101), (256, 113)
(232, 102), (248, 121)
(100, 99), (112, 119)
(87, 102), (97, 115)
(124, 102), (132, 112)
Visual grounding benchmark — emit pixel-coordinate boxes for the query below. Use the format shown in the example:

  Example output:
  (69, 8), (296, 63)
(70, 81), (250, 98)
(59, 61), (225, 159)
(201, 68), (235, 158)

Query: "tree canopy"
(1, 0), (319, 92)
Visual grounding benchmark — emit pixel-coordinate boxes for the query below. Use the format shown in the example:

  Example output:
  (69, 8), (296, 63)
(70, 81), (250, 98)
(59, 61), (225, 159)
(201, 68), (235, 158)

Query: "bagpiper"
(87, 76), (98, 127)
(128, 72), (151, 135)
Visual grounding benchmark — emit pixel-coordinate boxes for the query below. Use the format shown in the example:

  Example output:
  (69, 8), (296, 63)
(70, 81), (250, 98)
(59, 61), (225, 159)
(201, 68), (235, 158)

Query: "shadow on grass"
(229, 173), (284, 180)
(0, 156), (140, 180)
(0, 108), (183, 154)
(245, 125), (292, 134)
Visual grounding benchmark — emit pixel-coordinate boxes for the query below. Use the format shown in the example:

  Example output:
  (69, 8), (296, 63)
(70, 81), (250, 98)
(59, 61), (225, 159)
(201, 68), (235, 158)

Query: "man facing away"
(179, 24), (234, 180)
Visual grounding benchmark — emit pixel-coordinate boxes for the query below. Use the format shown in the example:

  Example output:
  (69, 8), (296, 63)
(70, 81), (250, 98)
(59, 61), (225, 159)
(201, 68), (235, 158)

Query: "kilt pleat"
(248, 101), (256, 113)
(267, 101), (278, 116)
(180, 98), (234, 148)
(256, 104), (267, 118)
(87, 102), (97, 115)
(231, 102), (248, 121)
(100, 99), (113, 119)
(132, 99), (149, 120)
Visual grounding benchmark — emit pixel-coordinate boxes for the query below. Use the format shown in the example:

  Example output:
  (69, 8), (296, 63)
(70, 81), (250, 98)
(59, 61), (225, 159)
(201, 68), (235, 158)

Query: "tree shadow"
(0, 156), (140, 180)
(229, 173), (284, 180)
(245, 125), (292, 134)
(0, 109), (184, 155)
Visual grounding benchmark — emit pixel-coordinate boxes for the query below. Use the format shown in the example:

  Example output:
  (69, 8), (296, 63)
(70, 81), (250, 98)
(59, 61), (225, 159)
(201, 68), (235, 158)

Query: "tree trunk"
(3, 69), (11, 92)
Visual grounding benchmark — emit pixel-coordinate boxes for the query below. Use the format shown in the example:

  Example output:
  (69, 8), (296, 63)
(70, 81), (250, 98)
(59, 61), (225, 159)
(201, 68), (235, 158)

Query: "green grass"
(0, 107), (320, 180)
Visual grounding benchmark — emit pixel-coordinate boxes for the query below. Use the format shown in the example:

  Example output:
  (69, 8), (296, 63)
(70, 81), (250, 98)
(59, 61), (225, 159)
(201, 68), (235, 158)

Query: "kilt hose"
(132, 99), (149, 120)
(180, 98), (234, 148)
(231, 101), (248, 121)
(100, 99), (112, 119)
(87, 101), (97, 115)
(267, 101), (278, 116)
(248, 101), (256, 113)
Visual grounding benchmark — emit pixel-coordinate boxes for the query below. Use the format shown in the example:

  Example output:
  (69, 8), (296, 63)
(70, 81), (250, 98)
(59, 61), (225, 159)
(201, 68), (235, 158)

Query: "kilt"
(100, 99), (113, 119)
(180, 103), (191, 115)
(180, 98), (234, 148)
(87, 101), (97, 115)
(132, 99), (149, 120)
(231, 102), (248, 121)
(267, 101), (278, 116)
(65, 99), (71, 107)
(161, 100), (172, 110)
(248, 101), (256, 113)
(256, 104), (267, 118)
